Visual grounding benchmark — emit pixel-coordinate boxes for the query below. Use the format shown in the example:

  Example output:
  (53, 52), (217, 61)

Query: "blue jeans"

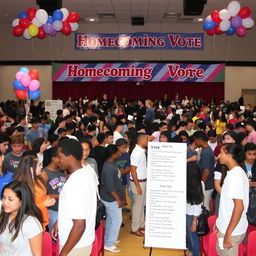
(186, 214), (200, 256)
(102, 200), (122, 247)
(48, 209), (58, 233)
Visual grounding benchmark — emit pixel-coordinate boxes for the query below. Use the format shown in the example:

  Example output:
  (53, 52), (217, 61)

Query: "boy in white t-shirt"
(52, 139), (97, 256)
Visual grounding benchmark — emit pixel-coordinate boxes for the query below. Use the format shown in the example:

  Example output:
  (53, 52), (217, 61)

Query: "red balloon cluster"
(12, 7), (80, 40)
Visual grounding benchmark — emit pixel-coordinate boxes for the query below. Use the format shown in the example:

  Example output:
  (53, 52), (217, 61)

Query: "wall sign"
(53, 63), (225, 82)
(74, 32), (204, 50)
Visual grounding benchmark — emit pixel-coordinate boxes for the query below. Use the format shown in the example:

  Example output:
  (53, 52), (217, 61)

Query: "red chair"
(90, 221), (105, 256)
(201, 215), (218, 256)
(246, 230), (256, 256)
(42, 232), (53, 256)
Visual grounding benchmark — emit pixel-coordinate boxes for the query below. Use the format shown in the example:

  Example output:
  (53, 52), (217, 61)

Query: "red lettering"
(196, 69), (204, 78)
(167, 65), (204, 78)
(108, 38), (115, 47)
(67, 65), (79, 77)
(168, 34), (180, 47)
(194, 38), (202, 48)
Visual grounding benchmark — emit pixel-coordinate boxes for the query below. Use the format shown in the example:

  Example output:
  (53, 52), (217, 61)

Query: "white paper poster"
(145, 142), (187, 250)
(45, 100), (63, 121)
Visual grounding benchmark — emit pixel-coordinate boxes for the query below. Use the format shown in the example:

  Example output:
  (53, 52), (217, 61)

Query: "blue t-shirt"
(0, 172), (13, 198)
(199, 146), (215, 190)
(115, 153), (131, 185)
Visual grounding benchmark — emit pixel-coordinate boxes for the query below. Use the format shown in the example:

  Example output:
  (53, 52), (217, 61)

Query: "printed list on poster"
(145, 142), (187, 250)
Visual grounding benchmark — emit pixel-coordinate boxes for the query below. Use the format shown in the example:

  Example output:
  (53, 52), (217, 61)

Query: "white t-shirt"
(130, 144), (147, 180)
(58, 167), (97, 248)
(0, 216), (42, 256)
(113, 131), (123, 144)
(216, 166), (249, 236)
(208, 141), (218, 152)
(186, 203), (202, 216)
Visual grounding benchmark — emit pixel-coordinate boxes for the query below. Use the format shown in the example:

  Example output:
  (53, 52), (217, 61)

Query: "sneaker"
(104, 245), (120, 253)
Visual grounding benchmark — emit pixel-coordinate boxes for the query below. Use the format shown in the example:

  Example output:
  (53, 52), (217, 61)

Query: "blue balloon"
(47, 15), (54, 24)
(29, 90), (41, 100)
(13, 80), (25, 90)
(203, 20), (216, 31)
(53, 10), (63, 21)
(19, 67), (29, 74)
(18, 11), (27, 19)
(226, 25), (236, 35)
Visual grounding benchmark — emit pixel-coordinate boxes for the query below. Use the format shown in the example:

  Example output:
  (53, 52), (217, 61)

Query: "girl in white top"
(0, 181), (43, 256)
(216, 143), (249, 255)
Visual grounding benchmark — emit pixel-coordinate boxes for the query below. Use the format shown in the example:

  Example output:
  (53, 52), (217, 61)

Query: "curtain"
(53, 81), (224, 103)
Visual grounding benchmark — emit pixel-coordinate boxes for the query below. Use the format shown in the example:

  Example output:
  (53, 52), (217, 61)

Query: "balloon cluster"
(13, 67), (41, 100)
(12, 8), (80, 39)
(203, 1), (254, 37)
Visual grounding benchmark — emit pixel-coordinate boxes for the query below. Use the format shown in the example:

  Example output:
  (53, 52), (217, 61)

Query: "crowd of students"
(0, 93), (255, 255)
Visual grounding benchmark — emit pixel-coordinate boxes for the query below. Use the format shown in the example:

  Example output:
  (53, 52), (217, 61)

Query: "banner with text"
(145, 142), (187, 250)
(74, 32), (204, 50)
(53, 63), (225, 82)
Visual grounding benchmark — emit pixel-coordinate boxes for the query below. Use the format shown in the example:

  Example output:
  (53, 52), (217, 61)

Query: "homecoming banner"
(52, 63), (225, 82)
(74, 32), (204, 50)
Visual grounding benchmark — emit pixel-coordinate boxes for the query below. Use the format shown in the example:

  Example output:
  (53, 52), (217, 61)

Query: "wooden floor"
(104, 207), (186, 256)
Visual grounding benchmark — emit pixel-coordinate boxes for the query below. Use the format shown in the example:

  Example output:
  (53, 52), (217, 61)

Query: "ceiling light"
(197, 18), (203, 22)
(84, 17), (99, 23)
(89, 18), (95, 22)
(164, 12), (181, 18)
(98, 13), (115, 18)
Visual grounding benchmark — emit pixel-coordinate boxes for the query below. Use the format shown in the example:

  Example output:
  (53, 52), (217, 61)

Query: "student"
(216, 143), (249, 255)
(113, 121), (124, 144)
(32, 137), (50, 164)
(187, 136), (198, 163)
(186, 162), (204, 256)
(115, 138), (131, 208)
(193, 131), (215, 211)
(26, 117), (44, 150)
(3, 134), (24, 173)
(241, 143), (256, 185)
(171, 121), (187, 139)
(0, 181), (43, 255)
(91, 133), (107, 182)
(213, 111), (227, 144)
(149, 122), (168, 142)
(159, 131), (171, 142)
(130, 133), (148, 237)
(0, 152), (13, 197)
(52, 139), (97, 256)
(42, 147), (67, 232)
(14, 155), (56, 230)
(0, 132), (9, 154)
(100, 144), (123, 253)
(246, 119), (256, 143)
(208, 129), (218, 152)
(81, 139), (99, 178)
(105, 131), (114, 146)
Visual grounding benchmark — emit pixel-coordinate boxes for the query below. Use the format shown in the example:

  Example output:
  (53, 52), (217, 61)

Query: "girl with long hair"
(216, 143), (249, 255)
(0, 152), (13, 197)
(14, 155), (56, 230)
(186, 162), (204, 256)
(0, 181), (43, 255)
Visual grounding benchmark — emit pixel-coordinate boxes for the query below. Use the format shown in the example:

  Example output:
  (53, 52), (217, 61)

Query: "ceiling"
(1, 0), (256, 24)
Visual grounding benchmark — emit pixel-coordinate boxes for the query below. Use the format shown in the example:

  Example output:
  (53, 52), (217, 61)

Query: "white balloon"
(12, 18), (19, 27)
(242, 17), (255, 29)
(32, 17), (43, 27)
(219, 9), (231, 20)
(23, 29), (32, 40)
(70, 22), (79, 32)
(53, 20), (63, 31)
(36, 9), (48, 25)
(60, 8), (69, 21)
(206, 15), (212, 21)
(219, 20), (231, 31)
(227, 1), (241, 17)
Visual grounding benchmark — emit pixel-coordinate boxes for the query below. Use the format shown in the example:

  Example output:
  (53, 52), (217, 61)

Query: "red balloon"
(207, 28), (215, 36)
(27, 8), (37, 21)
(37, 27), (46, 39)
(211, 10), (221, 24)
(215, 25), (223, 35)
(238, 6), (251, 18)
(28, 69), (39, 80)
(16, 90), (27, 100)
(61, 21), (71, 35)
(19, 18), (31, 28)
(12, 25), (25, 36)
(66, 12), (80, 22)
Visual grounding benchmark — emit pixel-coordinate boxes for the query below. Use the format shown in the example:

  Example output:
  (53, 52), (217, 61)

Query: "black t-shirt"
(100, 161), (123, 202)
